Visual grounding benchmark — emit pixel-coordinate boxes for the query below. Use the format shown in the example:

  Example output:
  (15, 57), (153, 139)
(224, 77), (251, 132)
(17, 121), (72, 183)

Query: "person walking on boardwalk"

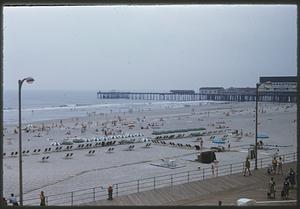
(288, 168), (296, 188)
(282, 178), (290, 200)
(107, 185), (113, 200)
(272, 157), (277, 175)
(40, 191), (46, 206)
(277, 157), (283, 175)
(244, 157), (251, 176)
(268, 177), (276, 199)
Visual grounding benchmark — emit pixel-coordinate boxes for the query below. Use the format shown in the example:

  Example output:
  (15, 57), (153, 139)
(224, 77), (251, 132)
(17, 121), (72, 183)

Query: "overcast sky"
(3, 5), (297, 92)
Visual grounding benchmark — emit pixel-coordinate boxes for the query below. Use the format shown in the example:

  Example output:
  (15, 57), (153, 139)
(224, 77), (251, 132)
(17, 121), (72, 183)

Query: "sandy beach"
(2, 101), (297, 203)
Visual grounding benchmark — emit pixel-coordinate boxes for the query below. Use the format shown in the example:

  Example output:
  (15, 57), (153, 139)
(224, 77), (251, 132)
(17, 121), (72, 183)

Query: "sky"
(3, 5), (297, 92)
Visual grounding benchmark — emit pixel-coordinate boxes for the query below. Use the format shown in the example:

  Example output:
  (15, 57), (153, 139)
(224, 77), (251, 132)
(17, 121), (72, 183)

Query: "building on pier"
(199, 87), (224, 94)
(258, 76), (297, 102)
(170, 90), (195, 94)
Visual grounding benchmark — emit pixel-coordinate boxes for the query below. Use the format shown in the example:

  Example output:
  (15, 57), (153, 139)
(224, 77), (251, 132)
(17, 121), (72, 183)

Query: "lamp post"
(255, 81), (271, 170)
(18, 77), (34, 206)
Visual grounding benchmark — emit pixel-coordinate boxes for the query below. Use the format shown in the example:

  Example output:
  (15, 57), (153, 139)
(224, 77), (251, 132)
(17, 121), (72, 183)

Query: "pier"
(97, 91), (296, 103)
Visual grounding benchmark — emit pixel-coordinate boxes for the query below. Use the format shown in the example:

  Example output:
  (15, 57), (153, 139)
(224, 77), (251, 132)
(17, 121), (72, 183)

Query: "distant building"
(199, 87), (224, 94)
(225, 87), (256, 95)
(259, 76), (297, 93)
(257, 76), (297, 102)
(170, 90), (195, 94)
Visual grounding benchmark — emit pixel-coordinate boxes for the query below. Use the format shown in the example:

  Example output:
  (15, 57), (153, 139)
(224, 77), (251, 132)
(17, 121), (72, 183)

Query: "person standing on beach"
(40, 191), (46, 206)
(211, 164), (215, 177)
(200, 138), (203, 149)
(244, 158), (251, 176)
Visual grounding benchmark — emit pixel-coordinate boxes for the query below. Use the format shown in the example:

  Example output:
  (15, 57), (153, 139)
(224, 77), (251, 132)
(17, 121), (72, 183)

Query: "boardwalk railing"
(23, 152), (297, 206)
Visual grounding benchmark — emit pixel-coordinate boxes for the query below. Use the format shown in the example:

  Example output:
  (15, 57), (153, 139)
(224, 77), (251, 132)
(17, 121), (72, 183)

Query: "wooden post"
(137, 180), (139, 193)
(187, 171), (190, 183)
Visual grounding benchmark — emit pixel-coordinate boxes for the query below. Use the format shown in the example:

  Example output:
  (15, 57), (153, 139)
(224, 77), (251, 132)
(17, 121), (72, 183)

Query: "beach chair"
(41, 156), (50, 163)
(106, 147), (113, 153)
(127, 145), (134, 151)
(32, 149), (41, 155)
(22, 150), (30, 156)
(64, 153), (73, 159)
(87, 150), (96, 156)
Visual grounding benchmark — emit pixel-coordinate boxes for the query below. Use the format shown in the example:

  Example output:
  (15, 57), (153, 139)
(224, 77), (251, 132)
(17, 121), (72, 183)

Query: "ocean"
(3, 90), (216, 125)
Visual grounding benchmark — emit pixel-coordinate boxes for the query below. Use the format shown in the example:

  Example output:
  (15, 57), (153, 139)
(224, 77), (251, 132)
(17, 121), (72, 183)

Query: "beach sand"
(2, 101), (297, 203)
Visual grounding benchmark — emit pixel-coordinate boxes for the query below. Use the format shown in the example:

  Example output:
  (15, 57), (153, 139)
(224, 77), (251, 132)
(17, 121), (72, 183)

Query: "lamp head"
(25, 77), (34, 84)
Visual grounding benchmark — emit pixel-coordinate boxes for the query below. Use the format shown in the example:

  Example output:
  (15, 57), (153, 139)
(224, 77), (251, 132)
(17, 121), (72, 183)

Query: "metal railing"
(23, 152), (297, 206)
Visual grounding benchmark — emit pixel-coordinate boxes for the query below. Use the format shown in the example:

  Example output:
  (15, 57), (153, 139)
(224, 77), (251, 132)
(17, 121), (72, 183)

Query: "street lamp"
(18, 77), (34, 206)
(255, 81), (271, 170)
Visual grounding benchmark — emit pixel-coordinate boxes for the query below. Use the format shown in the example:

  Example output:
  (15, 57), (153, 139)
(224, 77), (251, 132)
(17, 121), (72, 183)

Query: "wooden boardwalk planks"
(88, 162), (297, 206)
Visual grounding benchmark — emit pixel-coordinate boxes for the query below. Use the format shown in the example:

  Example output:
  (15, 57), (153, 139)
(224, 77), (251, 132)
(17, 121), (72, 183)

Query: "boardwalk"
(87, 162), (297, 206)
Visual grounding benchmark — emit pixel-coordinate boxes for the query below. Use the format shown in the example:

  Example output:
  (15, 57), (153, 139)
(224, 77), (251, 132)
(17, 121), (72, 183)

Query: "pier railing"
(23, 152), (297, 206)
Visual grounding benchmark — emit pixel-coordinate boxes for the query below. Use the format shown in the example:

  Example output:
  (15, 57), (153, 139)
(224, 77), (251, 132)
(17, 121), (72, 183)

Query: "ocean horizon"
(3, 89), (220, 125)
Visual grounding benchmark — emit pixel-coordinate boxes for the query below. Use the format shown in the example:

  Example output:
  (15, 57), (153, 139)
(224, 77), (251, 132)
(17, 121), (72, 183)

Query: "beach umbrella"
(212, 138), (226, 144)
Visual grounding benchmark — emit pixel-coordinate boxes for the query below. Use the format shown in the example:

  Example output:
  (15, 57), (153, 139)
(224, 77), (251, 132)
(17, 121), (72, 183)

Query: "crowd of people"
(268, 167), (296, 200)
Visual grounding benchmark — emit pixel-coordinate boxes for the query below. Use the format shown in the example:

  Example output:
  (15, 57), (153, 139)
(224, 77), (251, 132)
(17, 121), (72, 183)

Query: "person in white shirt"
(8, 193), (18, 206)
